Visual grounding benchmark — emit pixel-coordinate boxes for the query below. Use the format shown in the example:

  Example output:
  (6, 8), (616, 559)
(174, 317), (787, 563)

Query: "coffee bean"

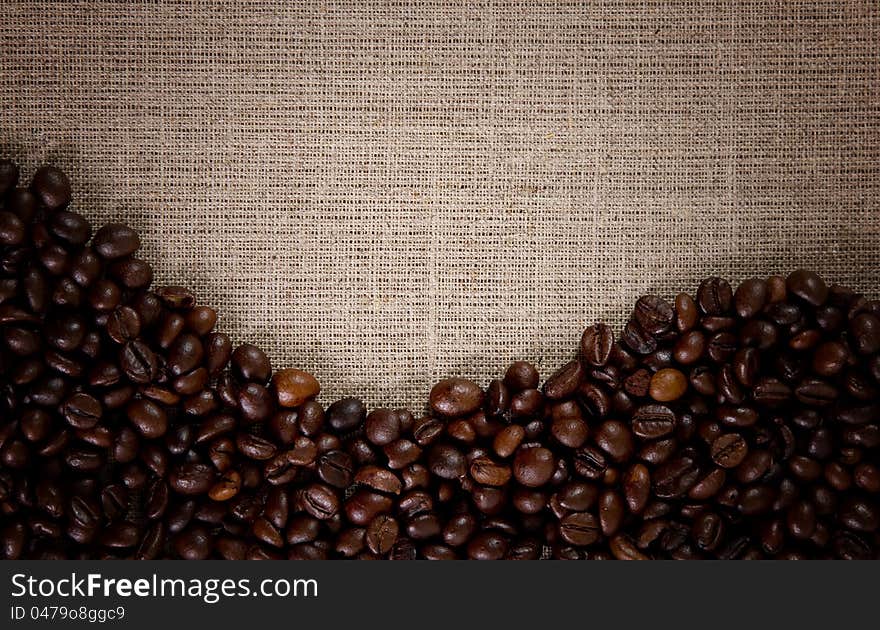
(787, 269), (828, 306)
(327, 397), (366, 432)
(61, 392), (102, 429)
(623, 463), (650, 514)
(594, 420), (634, 463)
(317, 450), (355, 488)
(31, 166), (71, 209)
(427, 443), (466, 480)
(429, 378), (483, 417)
(710, 434), (748, 471)
(90, 223), (140, 259)
(622, 320), (657, 355)
(581, 323), (615, 366)
(633, 295), (673, 336)
(543, 360), (583, 399)
(504, 361), (540, 390)
(734, 278), (768, 319)
(559, 512), (600, 546)
(170, 463), (215, 495)
(851, 313), (880, 355)
(354, 465), (401, 494)
(366, 515), (399, 555)
(631, 404), (676, 440)
(469, 456), (512, 486)
(120, 340), (158, 384)
(127, 398), (168, 438)
(493, 424), (525, 458)
(273, 368), (320, 407)
(513, 446), (555, 487)
(697, 277), (733, 315)
(653, 454), (701, 499)
(649, 368), (688, 402)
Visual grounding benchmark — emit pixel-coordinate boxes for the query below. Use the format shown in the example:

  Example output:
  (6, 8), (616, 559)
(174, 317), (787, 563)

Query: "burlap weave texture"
(1, 1), (878, 410)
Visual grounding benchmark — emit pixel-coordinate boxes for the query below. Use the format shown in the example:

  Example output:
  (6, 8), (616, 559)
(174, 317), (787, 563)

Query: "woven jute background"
(1, 1), (878, 410)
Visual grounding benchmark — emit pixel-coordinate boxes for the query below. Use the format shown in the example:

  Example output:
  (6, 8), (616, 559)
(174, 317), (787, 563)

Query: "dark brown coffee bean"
(127, 398), (168, 438)
(316, 450), (354, 488)
(504, 361), (540, 390)
(231, 343), (271, 382)
(344, 489), (392, 525)
(622, 320), (657, 355)
(734, 278), (768, 319)
(354, 465), (401, 494)
(594, 420), (634, 463)
(623, 463), (650, 514)
(91, 223), (140, 259)
(633, 295), (673, 336)
(697, 277), (733, 315)
(119, 340), (157, 384)
(31, 165), (71, 209)
(631, 404), (676, 440)
(427, 443), (466, 480)
(543, 360), (583, 399)
(469, 456), (512, 486)
(711, 433), (748, 468)
(599, 489), (625, 536)
(513, 446), (555, 487)
(581, 323), (614, 366)
(303, 483), (341, 520)
(573, 445), (607, 480)
(170, 463), (215, 495)
(327, 397), (366, 432)
(61, 392), (102, 429)
(653, 454), (701, 499)
(559, 512), (599, 546)
(786, 268), (828, 306)
(365, 515), (399, 555)
(429, 378), (483, 417)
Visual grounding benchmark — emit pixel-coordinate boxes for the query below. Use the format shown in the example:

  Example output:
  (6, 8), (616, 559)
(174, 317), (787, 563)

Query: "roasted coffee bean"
(273, 368), (320, 407)
(594, 420), (634, 463)
(649, 368), (688, 402)
(61, 392), (102, 429)
(559, 512), (600, 546)
(633, 295), (674, 336)
(622, 320), (657, 355)
(303, 484), (341, 520)
(317, 450), (355, 488)
(31, 165), (71, 209)
(543, 360), (583, 399)
(429, 378), (483, 417)
(354, 465), (402, 495)
(232, 343), (271, 382)
(345, 490), (392, 525)
(711, 433), (748, 468)
(513, 446), (555, 487)
(170, 463), (215, 495)
(581, 323), (614, 366)
(653, 454), (701, 499)
(504, 361), (540, 391)
(127, 398), (168, 438)
(427, 443), (466, 480)
(236, 432), (277, 460)
(734, 278), (768, 319)
(697, 277), (733, 315)
(787, 268), (828, 306)
(92, 223), (141, 259)
(120, 340), (158, 384)
(327, 397), (366, 432)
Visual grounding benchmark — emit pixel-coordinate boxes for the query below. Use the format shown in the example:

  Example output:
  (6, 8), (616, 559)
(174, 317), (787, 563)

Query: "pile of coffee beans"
(1, 161), (878, 559)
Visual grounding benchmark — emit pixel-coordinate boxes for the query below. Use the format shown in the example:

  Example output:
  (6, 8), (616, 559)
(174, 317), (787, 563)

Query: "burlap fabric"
(1, 1), (878, 411)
